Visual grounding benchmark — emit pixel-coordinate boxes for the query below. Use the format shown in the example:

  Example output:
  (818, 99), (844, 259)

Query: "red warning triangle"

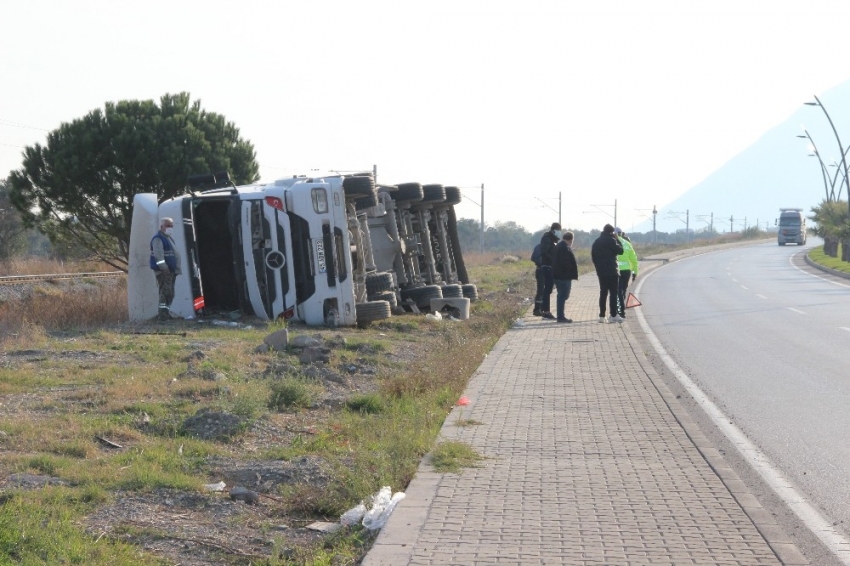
(625, 292), (642, 309)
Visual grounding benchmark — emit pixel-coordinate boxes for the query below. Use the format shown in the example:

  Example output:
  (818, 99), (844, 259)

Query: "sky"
(3, 0), (850, 233)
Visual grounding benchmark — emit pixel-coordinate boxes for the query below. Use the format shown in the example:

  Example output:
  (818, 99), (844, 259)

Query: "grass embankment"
(808, 245), (850, 275)
(0, 252), (537, 565)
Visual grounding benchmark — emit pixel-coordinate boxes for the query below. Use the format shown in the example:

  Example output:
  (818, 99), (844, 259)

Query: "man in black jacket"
(538, 222), (561, 319)
(591, 224), (623, 323)
(552, 231), (578, 323)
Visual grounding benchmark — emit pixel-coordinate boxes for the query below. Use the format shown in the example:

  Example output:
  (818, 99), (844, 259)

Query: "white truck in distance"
(128, 172), (476, 326)
(776, 208), (807, 246)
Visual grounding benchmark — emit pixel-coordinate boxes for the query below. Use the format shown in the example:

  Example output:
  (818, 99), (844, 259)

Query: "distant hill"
(641, 79), (850, 234)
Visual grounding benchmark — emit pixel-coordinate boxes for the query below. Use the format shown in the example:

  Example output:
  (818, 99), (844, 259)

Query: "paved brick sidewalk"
(363, 275), (807, 565)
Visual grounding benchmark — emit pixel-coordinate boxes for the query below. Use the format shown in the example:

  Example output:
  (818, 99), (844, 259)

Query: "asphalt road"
(636, 240), (850, 562)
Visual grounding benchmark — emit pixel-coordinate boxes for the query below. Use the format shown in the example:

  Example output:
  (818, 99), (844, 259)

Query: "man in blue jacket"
(591, 224), (623, 323)
(150, 217), (182, 321)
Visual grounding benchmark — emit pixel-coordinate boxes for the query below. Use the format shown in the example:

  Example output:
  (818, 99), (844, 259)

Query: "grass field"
(0, 253), (537, 565)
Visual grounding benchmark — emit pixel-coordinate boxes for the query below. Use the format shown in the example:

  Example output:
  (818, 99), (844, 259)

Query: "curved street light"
(796, 131), (832, 202)
(805, 96), (850, 217)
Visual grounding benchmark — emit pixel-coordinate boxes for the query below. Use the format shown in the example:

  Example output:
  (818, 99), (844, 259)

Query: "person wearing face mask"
(150, 217), (182, 321)
(537, 222), (561, 319)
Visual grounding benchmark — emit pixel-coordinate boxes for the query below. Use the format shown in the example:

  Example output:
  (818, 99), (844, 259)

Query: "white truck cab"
(129, 176), (356, 325)
(776, 208), (807, 246)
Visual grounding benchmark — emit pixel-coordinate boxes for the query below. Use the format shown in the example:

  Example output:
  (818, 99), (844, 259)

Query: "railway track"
(0, 272), (125, 286)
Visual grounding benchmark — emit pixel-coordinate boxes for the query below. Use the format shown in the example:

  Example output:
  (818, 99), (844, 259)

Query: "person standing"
(531, 243), (544, 316)
(552, 231), (578, 323)
(150, 217), (182, 321)
(538, 222), (561, 320)
(615, 227), (639, 319)
(591, 224), (623, 323)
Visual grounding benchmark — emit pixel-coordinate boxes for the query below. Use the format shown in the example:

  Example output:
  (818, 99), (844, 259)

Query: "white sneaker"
(598, 316), (606, 323)
(608, 315), (624, 323)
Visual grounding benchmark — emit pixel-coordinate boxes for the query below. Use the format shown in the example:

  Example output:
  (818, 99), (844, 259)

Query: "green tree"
(7, 92), (260, 271)
(0, 179), (28, 262)
(809, 199), (850, 258)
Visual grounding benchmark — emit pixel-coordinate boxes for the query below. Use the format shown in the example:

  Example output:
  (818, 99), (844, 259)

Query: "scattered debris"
(203, 481), (227, 492)
(229, 486), (260, 505)
(306, 521), (342, 533)
(95, 436), (123, 449)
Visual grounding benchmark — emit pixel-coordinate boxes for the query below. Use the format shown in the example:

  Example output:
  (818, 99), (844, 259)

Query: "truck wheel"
(354, 192), (378, 210)
(343, 176), (375, 197)
(356, 300), (392, 326)
(392, 183), (424, 202)
(400, 285), (443, 308)
(366, 271), (394, 295)
(370, 291), (398, 306)
(443, 186), (462, 206)
(441, 284), (463, 298)
(421, 184), (446, 204)
(462, 284), (479, 302)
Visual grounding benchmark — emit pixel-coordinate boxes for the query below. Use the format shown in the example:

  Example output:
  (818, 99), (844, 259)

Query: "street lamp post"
(806, 96), (850, 218)
(796, 131), (832, 202)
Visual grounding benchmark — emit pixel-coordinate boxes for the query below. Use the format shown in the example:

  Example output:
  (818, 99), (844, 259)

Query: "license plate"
(315, 239), (327, 274)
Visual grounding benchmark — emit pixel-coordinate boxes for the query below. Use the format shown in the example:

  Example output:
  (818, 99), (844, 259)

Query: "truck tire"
(443, 186), (462, 206)
(366, 271), (394, 295)
(421, 184), (446, 204)
(441, 284), (463, 298)
(354, 192), (378, 210)
(462, 284), (479, 302)
(400, 285), (443, 308)
(356, 300), (392, 325)
(371, 291), (398, 307)
(343, 175), (376, 197)
(391, 183), (424, 202)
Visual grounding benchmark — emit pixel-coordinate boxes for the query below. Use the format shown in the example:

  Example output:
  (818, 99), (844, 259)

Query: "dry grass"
(0, 280), (127, 343)
(0, 258), (115, 277)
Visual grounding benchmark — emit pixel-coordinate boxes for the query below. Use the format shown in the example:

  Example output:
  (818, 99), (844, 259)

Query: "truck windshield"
(779, 218), (801, 226)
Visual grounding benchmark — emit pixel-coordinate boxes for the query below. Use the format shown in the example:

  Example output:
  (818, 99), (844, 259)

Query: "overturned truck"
(128, 172), (477, 326)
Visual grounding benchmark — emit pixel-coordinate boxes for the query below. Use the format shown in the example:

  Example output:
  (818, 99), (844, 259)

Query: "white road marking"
(788, 307), (806, 314)
(755, 294), (767, 299)
(636, 265), (850, 565)
(840, 327), (850, 333)
(732, 278), (738, 282)
(790, 251), (850, 289)
(740, 285), (748, 290)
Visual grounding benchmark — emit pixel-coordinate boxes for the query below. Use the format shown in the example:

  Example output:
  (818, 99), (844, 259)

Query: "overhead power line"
(0, 118), (49, 132)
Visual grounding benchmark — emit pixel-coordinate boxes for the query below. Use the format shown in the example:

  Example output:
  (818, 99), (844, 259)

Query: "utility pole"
(614, 199), (618, 228)
(729, 215), (734, 233)
(373, 164), (378, 185)
(653, 205), (657, 243)
(559, 192), (562, 226)
(686, 210), (690, 243)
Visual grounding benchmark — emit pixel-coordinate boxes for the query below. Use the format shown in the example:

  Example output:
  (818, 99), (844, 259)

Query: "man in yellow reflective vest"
(615, 227), (638, 319)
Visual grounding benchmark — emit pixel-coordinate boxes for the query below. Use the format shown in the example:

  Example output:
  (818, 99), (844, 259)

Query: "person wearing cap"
(615, 227), (639, 319)
(537, 222), (561, 319)
(149, 217), (182, 321)
(591, 223), (623, 323)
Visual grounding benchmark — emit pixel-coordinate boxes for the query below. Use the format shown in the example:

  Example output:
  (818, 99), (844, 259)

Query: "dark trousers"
(534, 266), (544, 312)
(540, 266), (554, 313)
(554, 279), (573, 320)
(597, 273), (620, 317)
(618, 270), (632, 317)
(156, 271), (176, 313)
